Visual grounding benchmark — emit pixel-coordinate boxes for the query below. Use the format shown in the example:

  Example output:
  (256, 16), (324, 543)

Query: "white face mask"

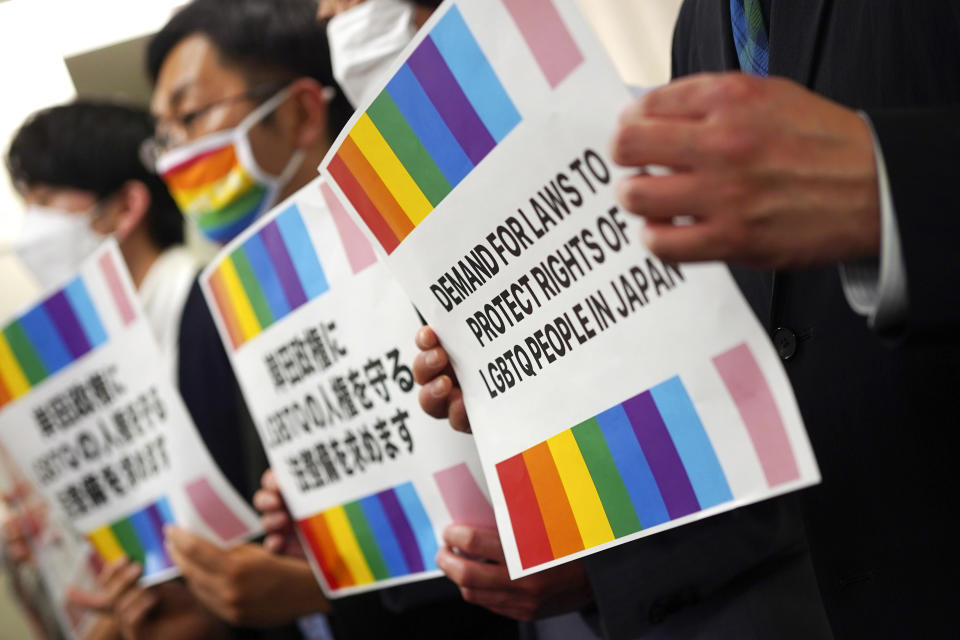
(327, 0), (418, 107)
(13, 205), (106, 290)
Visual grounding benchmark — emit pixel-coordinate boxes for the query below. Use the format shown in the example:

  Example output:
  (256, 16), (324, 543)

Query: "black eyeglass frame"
(141, 80), (288, 171)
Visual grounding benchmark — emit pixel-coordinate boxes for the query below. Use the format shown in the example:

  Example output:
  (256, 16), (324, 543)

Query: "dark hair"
(147, 0), (354, 136)
(6, 101), (184, 250)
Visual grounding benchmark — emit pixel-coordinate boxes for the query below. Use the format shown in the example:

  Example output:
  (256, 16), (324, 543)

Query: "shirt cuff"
(839, 113), (909, 332)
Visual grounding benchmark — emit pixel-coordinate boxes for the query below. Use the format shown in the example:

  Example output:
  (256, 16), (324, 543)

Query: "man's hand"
(2, 514), (35, 565)
(253, 469), (304, 558)
(436, 525), (593, 621)
(612, 73), (880, 269)
(67, 559), (158, 639)
(165, 527), (329, 627)
(412, 326), (471, 433)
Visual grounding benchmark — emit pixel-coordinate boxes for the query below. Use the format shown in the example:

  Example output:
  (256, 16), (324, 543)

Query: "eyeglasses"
(140, 81), (287, 172)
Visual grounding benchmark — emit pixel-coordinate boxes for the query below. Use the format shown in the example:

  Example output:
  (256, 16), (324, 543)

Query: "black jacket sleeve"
(867, 109), (960, 339)
(177, 279), (268, 503)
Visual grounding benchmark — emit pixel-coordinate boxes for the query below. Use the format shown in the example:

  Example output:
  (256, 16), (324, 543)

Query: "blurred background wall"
(0, 0), (683, 316)
(0, 0), (191, 321)
(0, 1), (683, 636)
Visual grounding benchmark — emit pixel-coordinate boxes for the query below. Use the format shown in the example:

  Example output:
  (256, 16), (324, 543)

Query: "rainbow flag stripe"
(206, 204), (328, 350)
(161, 145), (269, 244)
(87, 497), (175, 577)
(185, 476), (252, 542)
(327, 5), (521, 253)
(0, 277), (108, 409)
(320, 181), (377, 275)
(713, 343), (800, 486)
(298, 482), (438, 591)
(501, 0), (584, 88)
(497, 343), (796, 569)
(433, 462), (496, 529)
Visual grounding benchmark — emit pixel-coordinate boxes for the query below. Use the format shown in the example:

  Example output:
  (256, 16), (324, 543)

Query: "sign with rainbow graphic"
(201, 179), (492, 596)
(318, 0), (820, 578)
(496, 344), (804, 569)
(297, 462), (495, 591)
(0, 445), (101, 640)
(0, 241), (261, 584)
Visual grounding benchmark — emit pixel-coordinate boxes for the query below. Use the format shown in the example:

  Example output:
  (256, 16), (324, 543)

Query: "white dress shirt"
(840, 114), (909, 333)
(138, 246), (198, 381)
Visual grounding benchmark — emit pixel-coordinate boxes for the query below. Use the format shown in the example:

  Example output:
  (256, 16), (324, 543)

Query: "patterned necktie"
(730, 0), (770, 76)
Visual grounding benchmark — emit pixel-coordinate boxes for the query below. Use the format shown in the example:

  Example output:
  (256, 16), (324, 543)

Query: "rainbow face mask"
(155, 88), (305, 244)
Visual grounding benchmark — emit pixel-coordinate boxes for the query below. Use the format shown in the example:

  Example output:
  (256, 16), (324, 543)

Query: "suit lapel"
(692, 0), (744, 71)
(767, 0), (831, 85)
(764, 2), (832, 327)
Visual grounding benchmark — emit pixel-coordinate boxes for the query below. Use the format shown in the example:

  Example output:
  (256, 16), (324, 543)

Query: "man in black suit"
(607, 0), (960, 637)
(416, 1), (959, 637)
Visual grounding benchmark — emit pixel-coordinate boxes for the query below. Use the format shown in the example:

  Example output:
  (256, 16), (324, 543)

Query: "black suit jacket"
(672, 0), (959, 636)
(585, 2), (960, 639)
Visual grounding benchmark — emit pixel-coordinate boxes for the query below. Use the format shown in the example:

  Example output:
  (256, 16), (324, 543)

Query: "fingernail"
(640, 226), (655, 247)
(425, 349), (440, 367)
(434, 553), (448, 571)
(126, 563), (141, 578)
(445, 524), (469, 545)
(430, 377), (448, 398)
(416, 327), (430, 349)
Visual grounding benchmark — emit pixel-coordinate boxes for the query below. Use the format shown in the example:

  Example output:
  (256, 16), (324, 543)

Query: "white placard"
(318, 0), (820, 577)
(200, 178), (492, 597)
(0, 241), (262, 585)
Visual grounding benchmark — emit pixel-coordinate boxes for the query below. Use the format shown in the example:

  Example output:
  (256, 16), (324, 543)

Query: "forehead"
(22, 185), (97, 210)
(150, 33), (250, 115)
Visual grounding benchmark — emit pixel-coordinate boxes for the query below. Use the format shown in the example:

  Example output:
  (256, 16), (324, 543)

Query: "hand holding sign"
(67, 559), (224, 640)
(612, 73), (880, 268)
(166, 527), (330, 626)
(253, 468), (305, 559)
(68, 559), (157, 634)
(413, 326), (470, 434)
(437, 525), (592, 622)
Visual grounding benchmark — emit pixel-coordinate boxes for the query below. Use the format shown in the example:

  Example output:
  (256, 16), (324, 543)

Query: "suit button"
(773, 327), (797, 360)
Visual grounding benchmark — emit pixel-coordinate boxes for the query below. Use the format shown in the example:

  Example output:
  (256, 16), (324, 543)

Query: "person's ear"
(108, 180), (151, 241)
(413, 5), (434, 28)
(284, 77), (331, 150)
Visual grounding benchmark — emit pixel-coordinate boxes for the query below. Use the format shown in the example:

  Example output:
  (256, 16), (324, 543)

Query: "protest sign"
(0, 445), (99, 640)
(318, 0), (820, 577)
(0, 241), (261, 585)
(200, 177), (492, 597)
(28, 513), (100, 639)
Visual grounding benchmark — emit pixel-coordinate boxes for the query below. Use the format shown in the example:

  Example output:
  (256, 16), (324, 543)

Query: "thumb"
(66, 587), (111, 613)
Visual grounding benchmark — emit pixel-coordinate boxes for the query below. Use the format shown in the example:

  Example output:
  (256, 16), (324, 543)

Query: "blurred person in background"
(255, 1), (593, 639)
(4, 101), (214, 639)
(131, 1), (350, 638)
(145, 0), (521, 637)
(6, 101), (195, 374)
(318, 0), (439, 107)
